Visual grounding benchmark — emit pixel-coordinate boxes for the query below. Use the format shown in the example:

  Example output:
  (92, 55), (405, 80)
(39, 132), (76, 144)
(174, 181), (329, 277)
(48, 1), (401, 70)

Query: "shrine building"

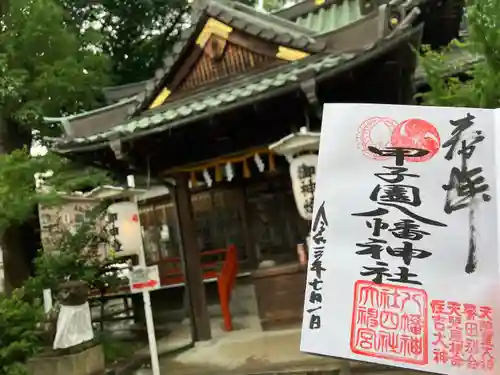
(47, 0), (465, 341)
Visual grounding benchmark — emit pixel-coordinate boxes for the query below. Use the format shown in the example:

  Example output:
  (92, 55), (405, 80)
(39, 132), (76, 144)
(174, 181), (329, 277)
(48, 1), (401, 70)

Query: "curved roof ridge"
(44, 96), (137, 122)
(273, 0), (342, 20)
(218, 0), (317, 36)
(129, 0), (326, 115)
(103, 80), (150, 102)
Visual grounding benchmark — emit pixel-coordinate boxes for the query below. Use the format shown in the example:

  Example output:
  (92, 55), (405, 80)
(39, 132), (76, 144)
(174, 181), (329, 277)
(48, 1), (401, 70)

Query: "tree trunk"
(0, 0), (39, 295)
(0, 116), (37, 294)
(1, 223), (35, 294)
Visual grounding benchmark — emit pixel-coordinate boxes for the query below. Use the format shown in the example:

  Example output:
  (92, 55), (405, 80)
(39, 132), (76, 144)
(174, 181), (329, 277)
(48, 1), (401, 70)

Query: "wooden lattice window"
(245, 173), (308, 263)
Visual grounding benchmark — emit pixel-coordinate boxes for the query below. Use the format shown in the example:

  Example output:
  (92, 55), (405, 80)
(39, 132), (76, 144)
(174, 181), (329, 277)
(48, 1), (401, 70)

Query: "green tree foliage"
(0, 290), (43, 375)
(0, 204), (124, 375)
(59, 0), (271, 85)
(262, 0), (285, 12)
(0, 0), (111, 290)
(24, 202), (124, 300)
(60, 0), (190, 84)
(420, 0), (500, 108)
(0, 150), (111, 233)
(0, 0), (109, 126)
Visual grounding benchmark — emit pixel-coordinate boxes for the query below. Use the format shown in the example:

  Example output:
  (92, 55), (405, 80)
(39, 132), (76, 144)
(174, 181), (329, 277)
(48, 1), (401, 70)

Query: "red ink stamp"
(431, 300), (495, 371)
(350, 280), (428, 365)
(356, 117), (398, 160)
(391, 119), (441, 163)
(357, 117), (441, 163)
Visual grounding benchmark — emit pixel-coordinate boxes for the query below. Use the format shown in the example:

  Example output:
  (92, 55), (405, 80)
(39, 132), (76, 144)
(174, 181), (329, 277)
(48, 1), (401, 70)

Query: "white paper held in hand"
(301, 104), (500, 375)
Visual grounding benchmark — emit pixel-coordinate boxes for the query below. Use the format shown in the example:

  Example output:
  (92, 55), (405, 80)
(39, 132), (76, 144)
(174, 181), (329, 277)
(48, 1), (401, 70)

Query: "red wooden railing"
(217, 244), (238, 331)
(156, 244), (239, 331)
(91, 245), (239, 331)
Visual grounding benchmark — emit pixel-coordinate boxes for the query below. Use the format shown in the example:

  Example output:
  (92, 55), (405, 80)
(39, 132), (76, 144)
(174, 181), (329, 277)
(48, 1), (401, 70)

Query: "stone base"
(27, 344), (105, 375)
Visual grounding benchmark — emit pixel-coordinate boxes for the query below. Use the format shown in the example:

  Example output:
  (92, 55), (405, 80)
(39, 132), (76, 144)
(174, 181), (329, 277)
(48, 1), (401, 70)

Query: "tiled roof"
(208, 1), (321, 46)
(54, 26), (420, 152)
(131, 0), (327, 114)
(103, 80), (148, 104)
(294, 0), (365, 34)
(274, 0), (369, 34)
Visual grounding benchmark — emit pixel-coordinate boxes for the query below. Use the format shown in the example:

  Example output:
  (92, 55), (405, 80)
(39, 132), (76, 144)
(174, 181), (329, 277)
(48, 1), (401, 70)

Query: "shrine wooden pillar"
(172, 172), (212, 341)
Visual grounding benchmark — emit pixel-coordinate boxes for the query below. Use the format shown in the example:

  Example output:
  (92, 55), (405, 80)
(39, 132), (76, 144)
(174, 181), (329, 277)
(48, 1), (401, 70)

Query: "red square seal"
(350, 280), (429, 365)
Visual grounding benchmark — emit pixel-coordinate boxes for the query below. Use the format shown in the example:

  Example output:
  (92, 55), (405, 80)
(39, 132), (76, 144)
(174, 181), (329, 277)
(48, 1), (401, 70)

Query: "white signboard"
(129, 265), (160, 293)
(300, 104), (500, 375)
(107, 202), (142, 257)
(290, 154), (318, 220)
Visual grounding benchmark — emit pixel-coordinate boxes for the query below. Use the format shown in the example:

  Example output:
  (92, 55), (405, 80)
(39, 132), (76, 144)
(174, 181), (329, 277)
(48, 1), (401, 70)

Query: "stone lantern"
(269, 127), (320, 221)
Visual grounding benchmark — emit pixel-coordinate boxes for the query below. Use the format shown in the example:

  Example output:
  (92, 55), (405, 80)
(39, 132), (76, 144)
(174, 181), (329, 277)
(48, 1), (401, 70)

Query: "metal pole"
(127, 175), (161, 375)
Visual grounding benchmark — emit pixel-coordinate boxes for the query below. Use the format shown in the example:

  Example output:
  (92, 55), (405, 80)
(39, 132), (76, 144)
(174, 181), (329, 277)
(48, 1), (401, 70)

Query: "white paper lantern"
(106, 202), (142, 257)
(289, 154), (318, 220)
(269, 128), (321, 221)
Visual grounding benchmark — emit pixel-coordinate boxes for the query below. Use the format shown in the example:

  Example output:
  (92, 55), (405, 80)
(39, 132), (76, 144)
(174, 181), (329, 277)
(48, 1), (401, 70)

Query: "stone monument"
(27, 280), (105, 375)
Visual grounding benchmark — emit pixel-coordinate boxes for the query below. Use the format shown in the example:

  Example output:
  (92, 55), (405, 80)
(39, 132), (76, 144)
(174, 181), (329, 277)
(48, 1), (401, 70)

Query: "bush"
(24, 202), (124, 300)
(0, 202), (126, 374)
(95, 332), (141, 365)
(0, 290), (43, 375)
(419, 0), (500, 109)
